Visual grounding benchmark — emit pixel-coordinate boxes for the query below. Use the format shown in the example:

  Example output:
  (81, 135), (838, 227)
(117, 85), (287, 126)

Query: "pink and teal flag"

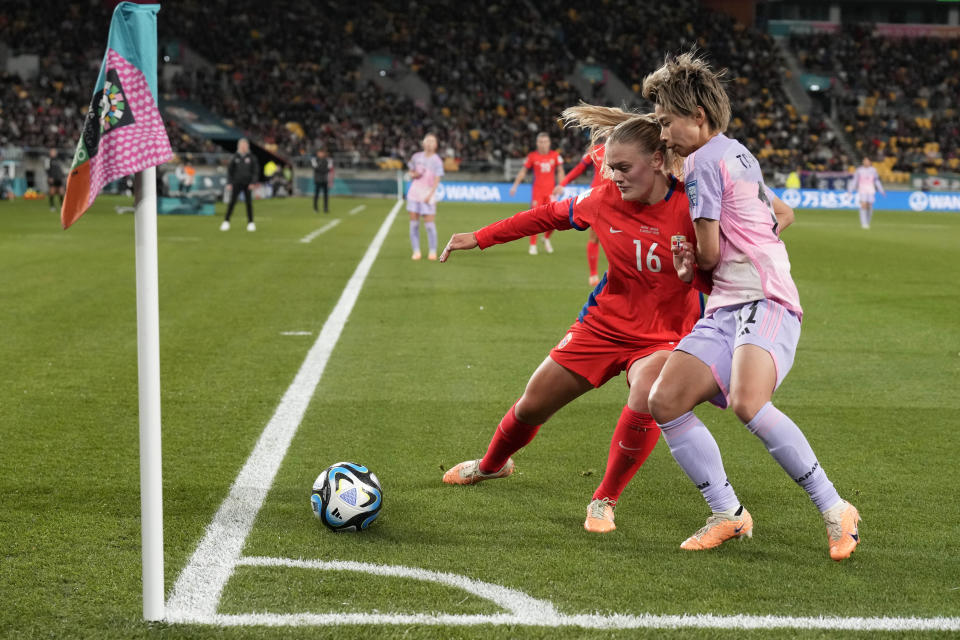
(62, 2), (172, 229)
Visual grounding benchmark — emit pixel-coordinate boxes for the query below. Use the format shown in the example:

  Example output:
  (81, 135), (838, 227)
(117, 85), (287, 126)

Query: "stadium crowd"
(0, 0), (954, 180)
(791, 24), (960, 179)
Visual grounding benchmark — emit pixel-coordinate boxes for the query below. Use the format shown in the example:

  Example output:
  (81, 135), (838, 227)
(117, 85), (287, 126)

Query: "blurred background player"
(440, 106), (712, 534)
(311, 148), (334, 214)
(220, 138), (259, 232)
(45, 149), (64, 212)
(406, 133), (444, 260)
(848, 157), (885, 229)
(510, 132), (565, 255)
(554, 140), (607, 285)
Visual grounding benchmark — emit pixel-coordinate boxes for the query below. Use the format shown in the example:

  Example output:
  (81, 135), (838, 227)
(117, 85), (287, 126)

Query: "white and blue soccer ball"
(311, 462), (382, 532)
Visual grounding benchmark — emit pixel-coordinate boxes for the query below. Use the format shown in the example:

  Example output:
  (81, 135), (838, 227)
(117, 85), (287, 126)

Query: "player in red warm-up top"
(509, 132), (565, 255)
(554, 142), (607, 285)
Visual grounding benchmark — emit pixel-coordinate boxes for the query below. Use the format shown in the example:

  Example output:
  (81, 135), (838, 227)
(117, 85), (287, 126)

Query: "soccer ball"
(311, 462), (383, 532)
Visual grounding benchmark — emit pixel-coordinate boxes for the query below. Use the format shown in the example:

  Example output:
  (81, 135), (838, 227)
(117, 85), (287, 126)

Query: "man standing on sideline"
(311, 148), (334, 213)
(46, 149), (65, 212)
(221, 138), (259, 231)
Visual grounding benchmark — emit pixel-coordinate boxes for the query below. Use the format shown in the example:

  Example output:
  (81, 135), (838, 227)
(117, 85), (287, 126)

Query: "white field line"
(299, 218), (341, 243)
(348, 205), (366, 215)
(165, 555), (960, 632)
(166, 197), (960, 633)
(165, 199), (403, 620)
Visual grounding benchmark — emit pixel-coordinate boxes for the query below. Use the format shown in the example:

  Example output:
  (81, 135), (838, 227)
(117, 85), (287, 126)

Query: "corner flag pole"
(134, 166), (164, 621)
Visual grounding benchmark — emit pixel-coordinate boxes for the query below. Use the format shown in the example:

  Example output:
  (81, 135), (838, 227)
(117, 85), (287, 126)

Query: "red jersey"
(561, 144), (606, 189)
(524, 150), (562, 198)
(475, 178), (708, 345)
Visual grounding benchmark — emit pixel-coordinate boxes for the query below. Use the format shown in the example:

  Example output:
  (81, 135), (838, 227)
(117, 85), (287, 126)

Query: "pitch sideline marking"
(166, 198), (960, 632)
(299, 218), (341, 243)
(167, 556), (960, 632)
(348, 205), (366, 215)
(166, 199), (402, 620)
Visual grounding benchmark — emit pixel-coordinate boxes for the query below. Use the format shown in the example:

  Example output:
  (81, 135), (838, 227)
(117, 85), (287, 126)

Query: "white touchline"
(166, 199), (960, 633)
(166, 199), (403, 620)
(167, 556), (960, 632)
(299, 218), (341, 243)
(348, 205), (366, 215)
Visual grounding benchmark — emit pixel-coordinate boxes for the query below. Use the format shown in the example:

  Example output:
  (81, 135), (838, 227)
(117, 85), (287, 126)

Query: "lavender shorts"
(675, 299), (801, 409)
(407, 199), (437, 215)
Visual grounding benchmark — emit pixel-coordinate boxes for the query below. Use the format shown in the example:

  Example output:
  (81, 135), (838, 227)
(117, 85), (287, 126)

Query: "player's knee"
(729, 394), (765, 425)
(647, 381), (678, 425)
(514, 396), (548, 426)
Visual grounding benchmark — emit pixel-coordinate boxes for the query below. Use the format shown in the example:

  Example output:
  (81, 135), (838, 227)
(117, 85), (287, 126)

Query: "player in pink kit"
(555, 143), (607, 285)
(439, 106), (712, 533)
(848, 157), (885, 229)
(643, 52), (861, 561)
(407, 133), (445, 260)
(510, 132), (565, 255)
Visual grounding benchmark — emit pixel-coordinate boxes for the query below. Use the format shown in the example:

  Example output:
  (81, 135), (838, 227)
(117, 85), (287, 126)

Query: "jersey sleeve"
(561, 154), (591, 186)
(684, 153), (723, 222)
(433, 156), (445, 178)
(523, 153), (534, 169)
(474, 200), (575, 249)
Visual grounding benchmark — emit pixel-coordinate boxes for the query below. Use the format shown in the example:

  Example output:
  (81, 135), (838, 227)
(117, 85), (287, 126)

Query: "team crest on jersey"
(686, 180), (698, 206)
(557, 332), (573, 350)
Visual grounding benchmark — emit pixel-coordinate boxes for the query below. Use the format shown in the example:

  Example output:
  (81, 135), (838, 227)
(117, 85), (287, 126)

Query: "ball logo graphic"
(434, 183), (446, 202)
(908, 191), (929, 211)
(781, 189), (802, 209)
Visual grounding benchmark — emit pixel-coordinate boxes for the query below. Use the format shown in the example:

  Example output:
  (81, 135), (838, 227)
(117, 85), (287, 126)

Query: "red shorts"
(531, 190), (555, 208)
(549, 322), (679, 388)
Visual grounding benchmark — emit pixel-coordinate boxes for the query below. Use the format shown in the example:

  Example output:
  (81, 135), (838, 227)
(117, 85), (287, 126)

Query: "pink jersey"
(684, 134), (802, 319)
(849, 166), (884, 197)
(407, 152), (444, 203)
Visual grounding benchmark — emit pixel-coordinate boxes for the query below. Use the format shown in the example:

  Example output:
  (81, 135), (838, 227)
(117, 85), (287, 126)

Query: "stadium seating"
(1, 0), (955, 180)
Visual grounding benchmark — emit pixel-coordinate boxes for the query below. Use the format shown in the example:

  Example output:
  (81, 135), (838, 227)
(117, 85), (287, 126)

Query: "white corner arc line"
(166, 199), (403, 620)
(299, 218), (341, 243)
(348, 205), (366, 215)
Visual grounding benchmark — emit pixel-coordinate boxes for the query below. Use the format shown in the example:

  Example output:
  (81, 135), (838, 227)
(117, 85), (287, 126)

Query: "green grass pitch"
(1, 194), (959, 639)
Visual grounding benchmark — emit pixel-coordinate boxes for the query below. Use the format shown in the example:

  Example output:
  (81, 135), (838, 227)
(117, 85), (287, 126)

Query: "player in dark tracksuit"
(46, 149), (65, 211)
(311, 149), (334, 213)
(223, 138), (260, 230)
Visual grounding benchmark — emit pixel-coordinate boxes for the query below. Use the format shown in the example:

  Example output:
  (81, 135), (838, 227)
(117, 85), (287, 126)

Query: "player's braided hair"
(641, 50), (731, 133)
(560, 103), (666, 170)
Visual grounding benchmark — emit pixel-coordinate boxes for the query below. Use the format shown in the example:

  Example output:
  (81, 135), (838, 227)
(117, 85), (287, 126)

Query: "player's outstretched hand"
(673, 241), (697, 283)
(439, 232), (479, 263)
(551, 185), (565, 198)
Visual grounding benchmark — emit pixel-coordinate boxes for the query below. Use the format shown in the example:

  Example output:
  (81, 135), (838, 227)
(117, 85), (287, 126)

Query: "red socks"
(479, 403), (541, 473)
(586, 240), (599, 279)
(593, 406), (660, 504)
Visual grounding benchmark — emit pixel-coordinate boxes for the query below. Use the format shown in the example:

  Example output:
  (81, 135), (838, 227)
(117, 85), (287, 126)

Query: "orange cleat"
(427, 251), (438, 261)
(824, 500), (861, 561)
(680, 507), (753, 550)
(411, 250), (422, 260)
(584, 498), (616, 533)
(442, 458), (514, 486)
(588, 274), (600, 287)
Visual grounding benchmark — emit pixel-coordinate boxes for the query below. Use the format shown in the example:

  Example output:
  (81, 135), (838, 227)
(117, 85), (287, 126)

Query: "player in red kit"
(554, 143), (607, 286)
(440, 106), (711, 533)
(509, 132), (565, 255)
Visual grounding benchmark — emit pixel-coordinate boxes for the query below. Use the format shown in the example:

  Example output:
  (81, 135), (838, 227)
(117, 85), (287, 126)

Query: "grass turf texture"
(1, 195), (958, 639)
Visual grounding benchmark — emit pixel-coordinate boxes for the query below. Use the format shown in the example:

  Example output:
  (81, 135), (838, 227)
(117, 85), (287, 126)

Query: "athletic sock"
(425, 221), (437, 253)
(586, 240), (599, 279)
(593, 406), (660, 504)
(409, 220), (420, 252)
(529, 234), (538, 246)
(479, 403), (541, 473)
(744, 402), (841, 513)
(659, 411), (739, 513)
(544, 229), (554, 239)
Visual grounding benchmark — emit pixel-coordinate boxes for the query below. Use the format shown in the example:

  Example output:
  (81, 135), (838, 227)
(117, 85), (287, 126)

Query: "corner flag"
(61, 2), (172, 229)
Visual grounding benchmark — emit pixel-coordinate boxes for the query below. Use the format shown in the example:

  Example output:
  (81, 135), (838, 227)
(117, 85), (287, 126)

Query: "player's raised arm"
(509, 166), (528, 196)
